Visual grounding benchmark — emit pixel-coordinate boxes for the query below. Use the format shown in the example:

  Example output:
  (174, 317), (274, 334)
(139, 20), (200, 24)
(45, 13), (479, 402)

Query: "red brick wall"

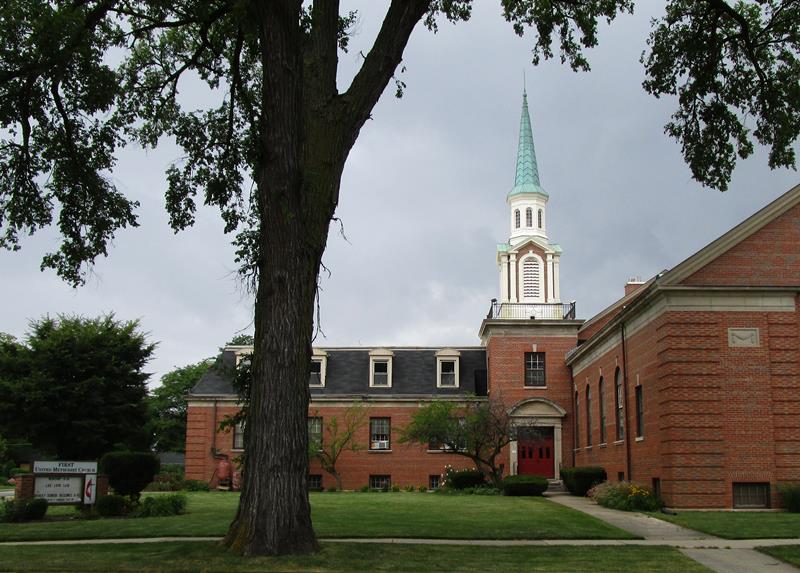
(572, 304), (800, 509)
(682, 203), (800, 286)
(486, 334), (577, 471)
(185, 402), (474, 489)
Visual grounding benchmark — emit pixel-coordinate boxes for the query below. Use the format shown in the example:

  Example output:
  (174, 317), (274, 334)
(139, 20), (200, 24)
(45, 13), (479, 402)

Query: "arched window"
(538, 209), (543, 229)
(521, 256), (542, 300)
(575, 390), (580, 449)
(514, 209), (520, 229)
(586, 385), (592, 446)
(614, 367), (624, 441)
(526, 207), (533, 227)
(598, 377), (606, 444)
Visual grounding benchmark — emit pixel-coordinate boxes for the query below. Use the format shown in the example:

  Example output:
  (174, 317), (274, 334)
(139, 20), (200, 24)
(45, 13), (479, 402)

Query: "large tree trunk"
(223, 0), (430, 556)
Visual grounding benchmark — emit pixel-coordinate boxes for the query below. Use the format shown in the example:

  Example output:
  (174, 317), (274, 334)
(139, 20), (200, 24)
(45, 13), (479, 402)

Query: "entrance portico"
(509, 397), (566, 478)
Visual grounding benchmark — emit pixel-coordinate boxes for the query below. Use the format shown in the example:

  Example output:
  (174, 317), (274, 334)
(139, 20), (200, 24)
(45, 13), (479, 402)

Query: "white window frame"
(435, 349), (461, 388)
(310, 349), (328, 387)
(232, 421), (245, 451)
(519, 252), (545, 303)
(369, 349), (394, 388)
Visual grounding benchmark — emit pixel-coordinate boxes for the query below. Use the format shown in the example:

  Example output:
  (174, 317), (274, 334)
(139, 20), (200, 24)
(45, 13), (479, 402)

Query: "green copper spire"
(508, 89), (547, 198)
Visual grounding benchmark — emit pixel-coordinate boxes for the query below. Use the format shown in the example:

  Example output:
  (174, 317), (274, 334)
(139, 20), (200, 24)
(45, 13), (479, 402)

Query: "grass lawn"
(0, 541), (711, 572)
(651, 511), (800, 539)
(757, 546), (800, 567)
(0, 492), (634, 542)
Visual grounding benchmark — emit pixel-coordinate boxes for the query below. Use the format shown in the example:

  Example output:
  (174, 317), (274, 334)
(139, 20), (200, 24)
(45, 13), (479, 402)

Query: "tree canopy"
(148, 359), (211, 452)
(0, 314), (155, 460)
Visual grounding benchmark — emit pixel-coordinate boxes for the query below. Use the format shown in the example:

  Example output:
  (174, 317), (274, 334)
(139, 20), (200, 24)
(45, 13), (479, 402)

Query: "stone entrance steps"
(546, 479), (566, 493)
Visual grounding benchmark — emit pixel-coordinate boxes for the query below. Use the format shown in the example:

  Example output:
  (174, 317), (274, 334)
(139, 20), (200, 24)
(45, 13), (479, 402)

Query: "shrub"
(590, 481), (661, 512)
(561, 466), (607, 496)
(183, 479), (210, 492)
(442, 485), (500, 496)
(133, 493), (187, 518)
(327, 486), (337, 493)
(778, 483), (800, 513)
(101, 451), (160, 500)
(443, 467), (485, 490)
(95, 494), (129, 517)
(403, 485), (415, 492)
(1, 498), (48, 522)
(360, 485), (369, 493)
(390, 484), (401, 492)
(418, 486), (427, 493)
(502, 475), (548, 496)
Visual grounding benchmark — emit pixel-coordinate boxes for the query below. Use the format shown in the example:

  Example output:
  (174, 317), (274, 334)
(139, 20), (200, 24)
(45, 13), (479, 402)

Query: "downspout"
(569, 365), (576, 468)
(620, 322), (633, 481)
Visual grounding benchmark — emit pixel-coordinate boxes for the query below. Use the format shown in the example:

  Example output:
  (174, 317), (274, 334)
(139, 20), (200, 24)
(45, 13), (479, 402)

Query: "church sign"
(31, 461), (98, 505)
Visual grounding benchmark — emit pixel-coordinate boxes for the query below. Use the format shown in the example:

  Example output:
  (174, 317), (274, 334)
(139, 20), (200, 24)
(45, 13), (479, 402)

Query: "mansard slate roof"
(508, 89), (547, 199)
(189, 347), (487, 397)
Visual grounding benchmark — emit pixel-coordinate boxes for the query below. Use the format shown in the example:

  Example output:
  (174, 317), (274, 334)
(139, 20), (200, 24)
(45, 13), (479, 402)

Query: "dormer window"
(514, 209), (520, 229)
(436, 349), (460, 388)
(526, 207), (533, 227)
(369, 349), (393, 388)
(538, 209), (543, 229)
(310, 350), (327, 387)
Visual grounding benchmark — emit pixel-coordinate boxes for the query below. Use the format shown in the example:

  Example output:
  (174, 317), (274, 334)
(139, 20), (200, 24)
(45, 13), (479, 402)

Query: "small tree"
(308, 403), (366, 491)
(401, 398), (515, 488)
(148, 360), (212, 452)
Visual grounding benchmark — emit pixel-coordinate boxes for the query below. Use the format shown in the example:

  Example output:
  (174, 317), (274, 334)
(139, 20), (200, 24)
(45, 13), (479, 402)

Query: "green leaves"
(643, 0), (799, 190)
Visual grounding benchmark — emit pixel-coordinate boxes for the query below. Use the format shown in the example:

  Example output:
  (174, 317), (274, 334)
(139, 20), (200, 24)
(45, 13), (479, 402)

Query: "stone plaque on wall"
(728, 328), (760, 348)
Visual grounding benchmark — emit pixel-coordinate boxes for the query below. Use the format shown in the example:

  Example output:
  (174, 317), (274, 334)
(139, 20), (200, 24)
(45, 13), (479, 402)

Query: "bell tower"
(496, 89), (563, 308)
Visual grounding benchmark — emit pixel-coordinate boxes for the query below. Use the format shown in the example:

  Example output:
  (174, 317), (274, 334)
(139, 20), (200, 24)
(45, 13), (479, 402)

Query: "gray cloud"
(1, 1), (797, 386)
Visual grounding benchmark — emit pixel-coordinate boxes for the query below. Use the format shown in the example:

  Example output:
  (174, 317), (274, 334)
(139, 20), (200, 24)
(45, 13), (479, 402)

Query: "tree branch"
(705, 0), (770, 86)
(339, 0), (430, 141)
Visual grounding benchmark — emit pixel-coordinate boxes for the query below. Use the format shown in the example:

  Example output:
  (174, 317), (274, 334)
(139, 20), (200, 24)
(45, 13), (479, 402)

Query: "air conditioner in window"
(372, 440), (390, 450)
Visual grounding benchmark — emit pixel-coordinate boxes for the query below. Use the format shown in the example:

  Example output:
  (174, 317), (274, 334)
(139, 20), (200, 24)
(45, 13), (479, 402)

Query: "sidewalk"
(546, 491), (799, 573)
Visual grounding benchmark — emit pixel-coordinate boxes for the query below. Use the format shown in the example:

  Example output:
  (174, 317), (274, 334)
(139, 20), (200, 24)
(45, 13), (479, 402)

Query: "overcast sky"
(1, 2), (798, 386)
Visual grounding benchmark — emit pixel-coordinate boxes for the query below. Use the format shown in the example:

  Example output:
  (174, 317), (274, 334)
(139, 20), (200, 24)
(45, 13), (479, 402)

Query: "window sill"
(368, 449), (393, 453)
(426, 449), (466, 454)
(613, 440), (624, 446)
(369, 385), (392, 389)
(635, 436), (644, 442)
(523, 386), (548, 390)
(437, 385), (460, 389)
(585, 445), (592, 450)
(231, 448), (244, 453)
(598, 443), (607, 449)
(309, 384), (325, 389)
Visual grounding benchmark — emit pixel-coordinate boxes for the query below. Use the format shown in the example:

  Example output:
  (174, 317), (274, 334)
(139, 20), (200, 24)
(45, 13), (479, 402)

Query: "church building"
(185, 90), (800, 510)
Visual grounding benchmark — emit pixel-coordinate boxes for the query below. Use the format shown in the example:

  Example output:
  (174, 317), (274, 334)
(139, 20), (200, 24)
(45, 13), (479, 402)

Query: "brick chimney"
(625, 277), (645, 297)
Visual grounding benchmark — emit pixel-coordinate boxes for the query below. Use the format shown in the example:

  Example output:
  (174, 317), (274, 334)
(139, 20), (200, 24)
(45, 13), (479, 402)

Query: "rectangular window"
(652, 478), (661, 501)
(233, 421), (245, 450)
(617, 471), (625, 482)
(429, 475), (440, 490)
(439, 360), (457, 387)
(308, 416), (322, 450)
(635, 385), (644, 438)
(369, 475), (391, 491)
(524, 352), (546, 387)
(574, 392), (580, 448)
(308, 474), (322, 491)
(372, 360), (389, 387)
(586, 386), (592, 446)
(733, 483), (770, 508)
(615, 369), (625, 441)
(309, 360), (323, 386)
(599, 378), (607, 444)
(370, 417), (391, 450)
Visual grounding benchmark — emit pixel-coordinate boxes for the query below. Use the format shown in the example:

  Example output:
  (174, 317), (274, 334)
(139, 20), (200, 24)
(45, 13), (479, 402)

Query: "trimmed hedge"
(133, 493), (187, 517)
(445, 469), (485, 490)
(561, 466), (607, 496)
(778, 483), (800, 513)
(95, 494), (129, 517)
(502, 475), (548, 496)
(101, 451), (160, 500)
(1, 498), (48, 522)
(590, 481), (662, 512)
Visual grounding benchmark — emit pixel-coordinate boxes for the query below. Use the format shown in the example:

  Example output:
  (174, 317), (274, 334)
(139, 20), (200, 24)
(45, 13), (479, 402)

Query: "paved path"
(547, 491), (799, 573)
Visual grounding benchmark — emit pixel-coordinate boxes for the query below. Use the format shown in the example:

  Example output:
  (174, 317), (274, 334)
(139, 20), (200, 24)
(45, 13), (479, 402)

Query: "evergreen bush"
(443, 467), (485, 490)
(502, 475), (548, 496)
(561, 466), (607, 496)
(183, 479), (210, 492)
(95, 494), (129, 517)
(778, 483), (800, 513)
(101, 451), (160, 500)
(1, 498), (48, 522)
(133, 493), (187, 517)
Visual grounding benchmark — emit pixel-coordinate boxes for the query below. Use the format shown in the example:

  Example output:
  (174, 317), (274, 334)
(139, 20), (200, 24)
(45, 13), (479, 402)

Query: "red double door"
(517, 428), (555, 478)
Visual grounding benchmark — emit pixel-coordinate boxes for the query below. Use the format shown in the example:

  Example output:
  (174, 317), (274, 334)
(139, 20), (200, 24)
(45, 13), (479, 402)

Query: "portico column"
(509, 439), (518, 476)
(546, 253), (554, 303)
(553, 256), (561, 302)
(553, 424), (563, 478)
(509, 253), (518, 303)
